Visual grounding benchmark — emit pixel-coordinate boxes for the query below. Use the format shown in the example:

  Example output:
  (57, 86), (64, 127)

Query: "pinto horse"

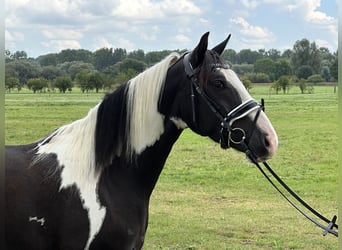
(5, 32), (278, 249)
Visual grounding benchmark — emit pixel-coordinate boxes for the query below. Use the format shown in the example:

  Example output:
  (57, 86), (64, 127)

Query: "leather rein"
(183, 53), (338, 237)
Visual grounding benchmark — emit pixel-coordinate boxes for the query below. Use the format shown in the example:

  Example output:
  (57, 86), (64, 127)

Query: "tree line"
(5, 38), (338, 94)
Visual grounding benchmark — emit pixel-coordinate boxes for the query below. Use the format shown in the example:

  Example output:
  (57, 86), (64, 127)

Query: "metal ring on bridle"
(228, 127), (246, 145)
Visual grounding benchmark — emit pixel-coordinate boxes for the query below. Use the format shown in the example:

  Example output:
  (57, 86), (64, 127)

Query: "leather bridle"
(183, 52), (264, 150)
(182, 52), (338, 237)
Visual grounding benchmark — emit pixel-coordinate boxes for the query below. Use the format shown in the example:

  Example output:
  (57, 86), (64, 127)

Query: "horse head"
(161, 32), (278, 162)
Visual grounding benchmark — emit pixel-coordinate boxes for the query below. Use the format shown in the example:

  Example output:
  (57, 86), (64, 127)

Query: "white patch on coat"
(35, 104), (106, 250)
(170, 117), (188, 129)
(29, 216), (45, 226)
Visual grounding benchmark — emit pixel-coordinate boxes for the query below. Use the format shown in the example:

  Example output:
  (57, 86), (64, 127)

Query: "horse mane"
(34, 53), (180, 182)
(95, 52), (180, 168)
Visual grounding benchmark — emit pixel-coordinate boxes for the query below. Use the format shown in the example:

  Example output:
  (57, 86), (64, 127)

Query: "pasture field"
(5, 85), (338, 249)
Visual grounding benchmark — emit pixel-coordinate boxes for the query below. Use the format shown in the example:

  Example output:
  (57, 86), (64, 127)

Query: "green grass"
(5, 86), (338, 249)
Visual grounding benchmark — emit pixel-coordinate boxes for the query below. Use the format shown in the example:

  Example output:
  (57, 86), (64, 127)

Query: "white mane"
(126, 52), (179, 156)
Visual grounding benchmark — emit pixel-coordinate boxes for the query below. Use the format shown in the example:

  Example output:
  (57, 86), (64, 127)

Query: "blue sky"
(5, 0), (338, 58)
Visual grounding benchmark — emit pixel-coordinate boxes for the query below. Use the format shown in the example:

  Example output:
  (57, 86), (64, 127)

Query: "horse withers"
(5, 32), (278, 249)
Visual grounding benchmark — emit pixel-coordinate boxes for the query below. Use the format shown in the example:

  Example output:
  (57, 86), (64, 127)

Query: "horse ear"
(212, 34), (231, 55)
(190, 32), (209, 68)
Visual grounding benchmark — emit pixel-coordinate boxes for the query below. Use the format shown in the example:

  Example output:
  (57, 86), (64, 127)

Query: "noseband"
(183, 53), (263, 150)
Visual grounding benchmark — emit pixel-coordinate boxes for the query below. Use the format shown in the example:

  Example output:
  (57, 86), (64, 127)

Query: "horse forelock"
(198, 50), (227, 89)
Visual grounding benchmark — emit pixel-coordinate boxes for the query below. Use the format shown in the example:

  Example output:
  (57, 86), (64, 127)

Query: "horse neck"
(134, 63), (187, 195)
(135, 120), (182, 195)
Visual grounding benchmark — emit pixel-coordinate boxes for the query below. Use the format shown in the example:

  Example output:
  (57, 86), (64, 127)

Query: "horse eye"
(212, 80), (225, 89)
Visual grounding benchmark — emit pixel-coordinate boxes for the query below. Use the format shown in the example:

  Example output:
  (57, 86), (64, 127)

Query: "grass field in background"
(5, 85), (338, 249)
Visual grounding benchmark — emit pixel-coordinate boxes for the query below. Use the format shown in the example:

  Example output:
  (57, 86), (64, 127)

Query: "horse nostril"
(264, 135), (270, 148)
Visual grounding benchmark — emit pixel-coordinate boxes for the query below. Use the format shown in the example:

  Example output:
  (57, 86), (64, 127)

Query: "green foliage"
(239, 75), (252, 91)
(41, 65), (63, 80)
(273, 59), (292, 80)
(114, 68), (138, 85)
(270, 81), (281, 94)
(242, 72), (271, 83)
(5, 77), (20, 92)
(254, 58), (275, 77)
(297, 79), (314, 94)
(231, 64), (253, 75)
(291, 39), (321, 75)
(329, 57), (338, 81)
(27, 78), (48, 93)
(237, 49), (262, 64)
(54, 76), (73, 93)
(117, 58), (146, 73)
(306, 74), (324, 84)
(87, 72), (106, 93)
(296, 65), (313, 79)
(277, 75), (291, 94)
(93, 48), (127, 71)
(5, 60), (42, 84)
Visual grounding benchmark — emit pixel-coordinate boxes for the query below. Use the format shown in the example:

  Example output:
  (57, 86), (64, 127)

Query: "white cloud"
(174, 34), (191, 44)
(42, 29), (83, 40)
(240, 0), (258, 9)
(5, 30), (24, 42)
(286, 0), (337, 48)
(42, 40), (81, 51)
(111, 0), (200, 20)
(287, 0), (335, 24)
(92, 37), (114, 50)
(230, 17), (275, 42)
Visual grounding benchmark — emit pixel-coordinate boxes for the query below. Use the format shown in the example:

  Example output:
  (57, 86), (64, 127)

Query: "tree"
(5, 77), (20, 92)
(117, 58), (146, 73)
(68, 62), (95, 80)
(281, 49), (292, 59)
(114, 69), (138, 85)
(128, 49), (145, 61)
(41, 66), (63, 80)
(291, 39), (321, 76)
(254, 58), (275, 79)
(5, 60), (41, 84)
(87, 72), (105, 93)
(222, 49), (238, 64)
(297, 65), (313, 79)
(237, 49), (262, 64)
(11, 51), (28, 61)
(232, 64), (254, 75)
(76, 71), (92, 93)
(298, 79), (307, 94)
(27, 78), (48, 93)
(37, 53), (58, 66)
(321, 66), (330, 82)
(54, 76), (73, 93)
(239, 75), (252, 91)
(307, 74), (324, 84)
(330, 57), (338, 81)
(277, 76), (290, 94)
(56, 49), (93, 64)
(266, 49), (281, 61)
(273, 60), (292, 80)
